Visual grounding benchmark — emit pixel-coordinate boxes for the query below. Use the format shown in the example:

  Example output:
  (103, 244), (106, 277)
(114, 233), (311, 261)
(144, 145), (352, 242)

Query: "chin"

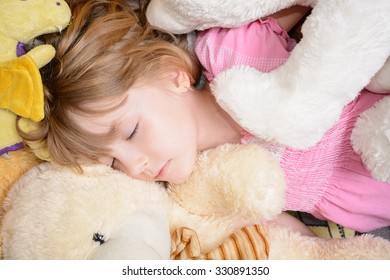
(168, 166), (194, 184)
(167, 176), (187, 185)
(166, 154), (197, 184)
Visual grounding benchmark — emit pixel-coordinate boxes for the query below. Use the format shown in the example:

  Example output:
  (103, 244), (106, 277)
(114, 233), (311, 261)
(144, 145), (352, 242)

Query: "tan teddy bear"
(2, 144), (389, 260)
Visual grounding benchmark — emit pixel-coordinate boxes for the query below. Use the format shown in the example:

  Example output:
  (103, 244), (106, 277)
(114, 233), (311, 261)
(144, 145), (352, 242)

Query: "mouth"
(154, 161), (170, 181)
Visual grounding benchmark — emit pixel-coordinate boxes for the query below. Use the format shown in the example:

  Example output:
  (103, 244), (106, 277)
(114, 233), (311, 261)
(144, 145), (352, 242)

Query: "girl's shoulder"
(194, 18), (295, 80)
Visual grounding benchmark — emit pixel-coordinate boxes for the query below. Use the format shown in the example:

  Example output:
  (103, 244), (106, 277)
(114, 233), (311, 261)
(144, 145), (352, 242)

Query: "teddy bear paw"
(351, 96), (390, 183)
(365, 57), (390, 94)
(212, 65), (329, 149)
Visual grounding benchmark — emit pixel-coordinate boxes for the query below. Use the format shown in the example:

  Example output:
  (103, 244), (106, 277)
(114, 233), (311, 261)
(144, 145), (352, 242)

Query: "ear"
(166, 70), (191, 95)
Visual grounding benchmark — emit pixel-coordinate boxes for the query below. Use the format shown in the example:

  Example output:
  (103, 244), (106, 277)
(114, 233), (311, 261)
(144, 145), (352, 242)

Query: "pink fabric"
(195, 17), (296, 80)
(281, 91), (389, 232)
(195, 18), (390, 232)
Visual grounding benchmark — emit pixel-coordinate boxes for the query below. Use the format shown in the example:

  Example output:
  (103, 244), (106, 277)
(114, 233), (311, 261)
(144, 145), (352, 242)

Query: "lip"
(155, 161), (170, 181)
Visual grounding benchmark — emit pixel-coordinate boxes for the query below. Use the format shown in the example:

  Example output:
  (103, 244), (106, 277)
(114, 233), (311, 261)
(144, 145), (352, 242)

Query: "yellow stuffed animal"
(0, 0), (71, 156)
(0, 0), (71, 258)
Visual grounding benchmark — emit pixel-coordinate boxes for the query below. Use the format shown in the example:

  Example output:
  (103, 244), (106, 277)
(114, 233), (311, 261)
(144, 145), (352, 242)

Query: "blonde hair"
(19, 0), (201, 168)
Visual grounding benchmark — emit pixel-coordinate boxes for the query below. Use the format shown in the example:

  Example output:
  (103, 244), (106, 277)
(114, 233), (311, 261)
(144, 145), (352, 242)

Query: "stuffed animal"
(0, 147), (42, 259)
(0, 0), (71, 156)
(0, 0), (71, 258)
(146, 0), (390, 148)
(2, 144), (390, 259)
(146, 0), (390, 181)
(351, 95), (390, 183)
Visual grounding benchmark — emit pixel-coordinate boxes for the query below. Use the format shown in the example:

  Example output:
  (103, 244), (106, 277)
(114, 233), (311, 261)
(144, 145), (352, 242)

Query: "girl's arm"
(195, 5), (307, 80)
(269, 6), (311, 32)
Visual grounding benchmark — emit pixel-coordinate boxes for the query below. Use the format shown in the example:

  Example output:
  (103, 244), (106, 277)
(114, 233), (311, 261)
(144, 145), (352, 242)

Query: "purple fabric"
(2, 44), (27, 156)
(0, 142), (25, 156)
(16, 42), (26, 57)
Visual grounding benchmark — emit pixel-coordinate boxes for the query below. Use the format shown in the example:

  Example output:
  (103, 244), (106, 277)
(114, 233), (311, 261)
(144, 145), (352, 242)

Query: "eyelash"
(127, 123), (139, 140)
(111, 124), (139, 168)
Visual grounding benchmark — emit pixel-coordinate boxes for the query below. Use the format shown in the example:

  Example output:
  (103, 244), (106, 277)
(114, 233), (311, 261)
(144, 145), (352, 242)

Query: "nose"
(121, 152), (150, 179)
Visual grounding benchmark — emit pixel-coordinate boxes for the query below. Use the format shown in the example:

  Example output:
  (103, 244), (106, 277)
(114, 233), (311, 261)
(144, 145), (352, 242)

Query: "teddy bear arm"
(215, 145), (286, 222)
(213, 0), (390, 149)
(365, 57), (390, 94)
(171, 144), (286, 222)
(351, 96), (390, 183)
(169, 202), (249, 255)
(146, 0), (316, 34)
(26, 45), (56, 68)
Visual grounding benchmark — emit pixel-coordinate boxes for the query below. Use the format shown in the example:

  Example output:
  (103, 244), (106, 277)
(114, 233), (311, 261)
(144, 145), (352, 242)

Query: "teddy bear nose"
(93, 233), (106, 245)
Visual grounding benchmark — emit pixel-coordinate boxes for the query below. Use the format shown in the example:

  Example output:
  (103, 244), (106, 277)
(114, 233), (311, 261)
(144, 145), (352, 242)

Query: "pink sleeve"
(194, 17), (296, 81)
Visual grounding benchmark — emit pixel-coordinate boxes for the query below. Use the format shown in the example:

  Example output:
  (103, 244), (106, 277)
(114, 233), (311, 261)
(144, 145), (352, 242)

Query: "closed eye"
(127, 123), (139, 140)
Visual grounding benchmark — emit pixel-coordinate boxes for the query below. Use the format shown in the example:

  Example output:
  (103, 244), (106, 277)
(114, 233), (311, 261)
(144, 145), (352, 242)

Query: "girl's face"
(76, 72), (200, 184)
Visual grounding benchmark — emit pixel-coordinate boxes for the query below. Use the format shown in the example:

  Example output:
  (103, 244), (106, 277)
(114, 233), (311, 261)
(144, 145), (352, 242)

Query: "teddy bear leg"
(267, 224), (390, 259)
(365, 57), (390, 94)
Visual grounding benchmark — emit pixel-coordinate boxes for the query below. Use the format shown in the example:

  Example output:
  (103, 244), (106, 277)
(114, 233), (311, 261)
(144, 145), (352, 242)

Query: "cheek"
(170, 148), (198, 184)
(170, 140), (198, 184)
(98, 156), (114, 167)
(142, 116), (185, 152)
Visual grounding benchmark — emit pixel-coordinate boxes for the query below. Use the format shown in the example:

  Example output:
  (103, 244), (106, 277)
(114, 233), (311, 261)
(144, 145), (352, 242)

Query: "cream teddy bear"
(146, 0), (390, 182)
(2, 144), (390, 259)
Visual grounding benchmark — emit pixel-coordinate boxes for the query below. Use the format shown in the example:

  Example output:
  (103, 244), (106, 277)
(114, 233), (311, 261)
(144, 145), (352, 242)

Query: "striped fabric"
(171, 224), (269, 260)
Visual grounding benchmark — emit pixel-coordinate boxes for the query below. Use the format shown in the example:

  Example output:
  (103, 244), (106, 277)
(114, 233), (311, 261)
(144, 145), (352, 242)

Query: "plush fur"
(2, 0), (390, 260)
(0, 147), (42, 259)
(0, 0), (71, 156)
(1, 144), (390, 259)
(351, 96), (390, 183)
(146, 0), (390, 181)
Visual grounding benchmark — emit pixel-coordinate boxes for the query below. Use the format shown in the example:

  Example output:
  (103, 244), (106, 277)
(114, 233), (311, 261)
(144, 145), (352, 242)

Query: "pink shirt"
(195, 18), (390, 232)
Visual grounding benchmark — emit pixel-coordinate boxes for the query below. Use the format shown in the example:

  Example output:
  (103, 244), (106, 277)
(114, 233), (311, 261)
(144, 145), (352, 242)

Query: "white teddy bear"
(146, 0), (390, 182)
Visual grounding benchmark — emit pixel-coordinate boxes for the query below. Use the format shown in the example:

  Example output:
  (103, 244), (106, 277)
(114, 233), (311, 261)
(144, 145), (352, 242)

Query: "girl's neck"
(193, 85), (243, 151)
